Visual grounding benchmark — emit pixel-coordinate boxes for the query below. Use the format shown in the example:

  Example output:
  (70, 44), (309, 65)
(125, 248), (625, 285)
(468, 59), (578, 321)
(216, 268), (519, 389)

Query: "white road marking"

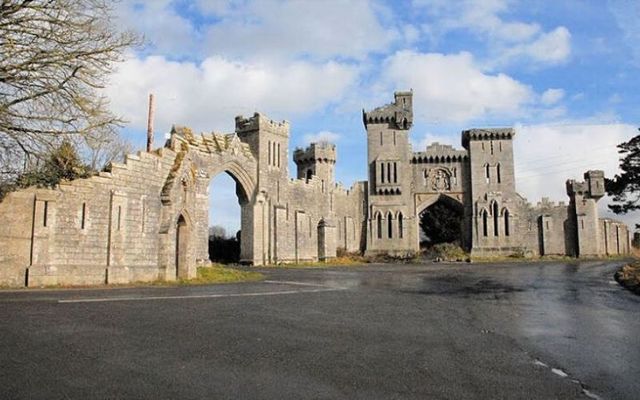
(58, 287), (346, 304)
(551, 368), (569, 378)
(264, 280), (341, 288)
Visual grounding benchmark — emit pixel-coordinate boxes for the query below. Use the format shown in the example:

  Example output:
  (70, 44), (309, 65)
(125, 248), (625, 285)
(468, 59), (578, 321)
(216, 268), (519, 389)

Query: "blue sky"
(105, 0), (640, 233)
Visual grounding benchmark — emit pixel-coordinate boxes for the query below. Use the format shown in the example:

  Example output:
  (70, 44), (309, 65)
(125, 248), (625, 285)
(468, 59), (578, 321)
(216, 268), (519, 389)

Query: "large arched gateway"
(0, 93), (630, 287)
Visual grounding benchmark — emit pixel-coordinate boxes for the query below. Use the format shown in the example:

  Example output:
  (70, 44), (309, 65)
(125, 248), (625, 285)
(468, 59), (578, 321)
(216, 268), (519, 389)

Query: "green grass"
(180, 264), (264, 284)
(266, 256), (367, 269)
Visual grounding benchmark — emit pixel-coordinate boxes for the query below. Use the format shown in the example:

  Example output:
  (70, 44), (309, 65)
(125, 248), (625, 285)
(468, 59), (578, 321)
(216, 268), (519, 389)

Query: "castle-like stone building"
(0, 92), (630, 287)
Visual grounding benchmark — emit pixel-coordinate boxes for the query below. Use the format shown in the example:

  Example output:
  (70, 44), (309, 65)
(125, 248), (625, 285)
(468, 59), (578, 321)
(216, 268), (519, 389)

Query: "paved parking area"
(0, 261), (638, 399)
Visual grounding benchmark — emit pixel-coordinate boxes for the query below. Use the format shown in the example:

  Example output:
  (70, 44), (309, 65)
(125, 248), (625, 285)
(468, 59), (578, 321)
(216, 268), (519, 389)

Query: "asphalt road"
(0, 261), (638, 399)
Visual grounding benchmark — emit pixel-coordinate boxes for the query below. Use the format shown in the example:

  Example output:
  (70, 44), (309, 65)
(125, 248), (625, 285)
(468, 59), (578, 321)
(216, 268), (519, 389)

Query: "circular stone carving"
(429, 167), (451, 192)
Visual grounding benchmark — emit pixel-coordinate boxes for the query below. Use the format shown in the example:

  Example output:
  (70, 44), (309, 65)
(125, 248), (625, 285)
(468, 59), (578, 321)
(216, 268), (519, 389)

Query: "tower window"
(485, 164), (490, 183)
(380, 162), (385, 183)
(490, 140), (494, 155)
(482, 210), (488, 237)
(268, 141), (271, 166)
(387, 212), (393, 239)
(377, 213), (382, 239)
(393, 162), (398, 183)
(398, 213), (404, 238)
(81, 202), (86, 230)
(380, 132), (383, 146)
(504, 209), (510, 236)
(387, 163), (391, 183)
(43, 201), (48, 227)
(497, 163), (501, 184)
(492, 202), (499, 237)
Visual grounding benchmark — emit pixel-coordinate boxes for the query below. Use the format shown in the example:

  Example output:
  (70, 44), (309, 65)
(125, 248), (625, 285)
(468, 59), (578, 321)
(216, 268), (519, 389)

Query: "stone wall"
(0, 90), (631, 287)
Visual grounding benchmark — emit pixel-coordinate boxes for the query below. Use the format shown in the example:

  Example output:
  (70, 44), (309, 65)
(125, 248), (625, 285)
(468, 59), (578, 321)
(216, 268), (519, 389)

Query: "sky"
(104, 0), (640, 234)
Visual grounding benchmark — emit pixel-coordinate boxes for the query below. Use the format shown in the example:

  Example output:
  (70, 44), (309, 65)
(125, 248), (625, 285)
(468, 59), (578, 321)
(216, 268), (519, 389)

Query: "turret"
(293, 142), (336, 189)
(566, 170), (605, 257)
(363, 90), (413, 131)
(235, 112), (289, 176)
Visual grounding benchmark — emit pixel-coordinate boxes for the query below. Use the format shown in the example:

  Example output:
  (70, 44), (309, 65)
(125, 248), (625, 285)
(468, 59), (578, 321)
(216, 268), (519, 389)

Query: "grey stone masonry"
(0, 91), (630, 287)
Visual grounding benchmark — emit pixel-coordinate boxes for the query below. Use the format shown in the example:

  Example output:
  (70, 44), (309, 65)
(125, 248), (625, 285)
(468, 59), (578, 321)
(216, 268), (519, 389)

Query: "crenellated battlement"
(235, 112), (289, 137)
(363, 90), (413, 130)
(412, 142), (468, 164)
(566, 170), (605, 200)
(293, 142), (337, 165)
(461, 128), (515, 149)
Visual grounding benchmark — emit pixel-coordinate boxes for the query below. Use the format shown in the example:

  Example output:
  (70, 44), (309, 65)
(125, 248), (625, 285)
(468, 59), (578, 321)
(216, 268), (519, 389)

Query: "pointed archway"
(175, 213), (190, 279)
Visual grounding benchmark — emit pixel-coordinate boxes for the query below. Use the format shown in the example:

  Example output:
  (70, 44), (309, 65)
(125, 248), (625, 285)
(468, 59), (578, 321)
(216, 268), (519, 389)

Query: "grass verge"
(615, 261), (640, 295)
(267, 256), (367, 269)
(178, 264), (264, 284)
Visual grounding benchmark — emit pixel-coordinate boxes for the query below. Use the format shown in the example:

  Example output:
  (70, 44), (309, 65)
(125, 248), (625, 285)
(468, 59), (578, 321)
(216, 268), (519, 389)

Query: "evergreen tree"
(605, 129), (640, 224)
(419, 201), (463, 246)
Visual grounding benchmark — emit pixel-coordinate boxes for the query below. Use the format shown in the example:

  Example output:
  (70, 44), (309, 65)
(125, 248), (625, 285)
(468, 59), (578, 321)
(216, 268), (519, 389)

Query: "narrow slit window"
(387, 212), (393, 239)
(504, 209), (510, 236)
(398, 213), (404, 238)
(43, 201), (48, 227)
(117, 206), (122, 231)
(377, 213), (382, 239)
(387, 163), (391, 183)
(380, 132), (383, 146)
(268, 141), (271, 165)
(493, 202), (499, 237)
(81, 203), (86, 230)
(490, 140), (494, 155)
(485, 164), (490, 183)
(380, 162), (385, 183)
(141, 199), (145, 233)
(497, 163), (501, 184)
(273, 142), (277, 166)
(482, 211), (488, 237)
(393, 162), (398, 183)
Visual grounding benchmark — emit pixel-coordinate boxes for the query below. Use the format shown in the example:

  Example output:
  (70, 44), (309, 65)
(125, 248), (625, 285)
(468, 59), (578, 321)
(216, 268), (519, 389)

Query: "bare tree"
(78, 129), (132, 171)
(0, 0), (138, 176)
(209, 225), (227, 240)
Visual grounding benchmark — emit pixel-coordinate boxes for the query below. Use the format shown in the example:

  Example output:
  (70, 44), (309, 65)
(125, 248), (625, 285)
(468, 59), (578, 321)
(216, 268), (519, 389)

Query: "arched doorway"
(208, 172), (246, 263)
(417, 194), (465, 250)
(175, 214), (190, 279)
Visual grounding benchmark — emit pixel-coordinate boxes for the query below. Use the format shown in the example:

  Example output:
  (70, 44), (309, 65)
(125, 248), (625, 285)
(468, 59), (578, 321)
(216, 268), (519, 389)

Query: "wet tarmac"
(0, 260), (637, 399)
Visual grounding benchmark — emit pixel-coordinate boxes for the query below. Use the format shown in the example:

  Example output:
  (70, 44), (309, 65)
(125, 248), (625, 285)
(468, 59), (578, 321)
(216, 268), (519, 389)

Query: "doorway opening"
(176, 214), (189, 278)
(208, 172), (245, 264)
(419, 196), (465, 256)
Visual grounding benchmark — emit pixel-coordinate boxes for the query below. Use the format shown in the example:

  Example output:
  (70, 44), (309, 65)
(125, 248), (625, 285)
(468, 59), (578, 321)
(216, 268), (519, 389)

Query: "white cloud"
(413, 0), (571, 66)
(513, 123), (634, 210)
(105, 55), (359, 135)
(202, 0), (399, 61)
(500, 27), (571, 66)
(541, 88), (565, 106)
(114, 1), (199, 56)
(302, 131), (341, 145)
(382, 51), (533, 123)
(608, 0), (640, 64)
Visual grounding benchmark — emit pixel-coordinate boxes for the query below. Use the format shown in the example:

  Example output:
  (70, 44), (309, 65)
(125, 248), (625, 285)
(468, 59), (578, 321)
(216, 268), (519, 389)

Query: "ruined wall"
(0, 149), (177, 287)
(600, 218), (631, 256)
